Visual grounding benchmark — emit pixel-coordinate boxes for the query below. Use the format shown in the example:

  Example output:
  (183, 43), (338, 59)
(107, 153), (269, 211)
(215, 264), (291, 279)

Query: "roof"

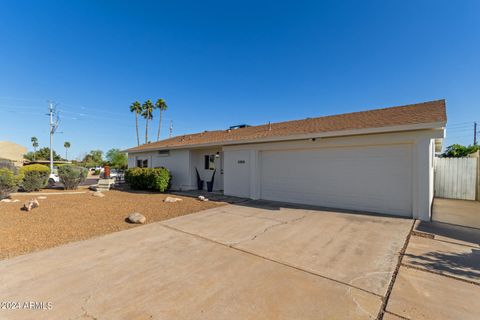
(0, 141), (27, 162)
(126, 99), (447, 153)
(24, 160), (72, 165)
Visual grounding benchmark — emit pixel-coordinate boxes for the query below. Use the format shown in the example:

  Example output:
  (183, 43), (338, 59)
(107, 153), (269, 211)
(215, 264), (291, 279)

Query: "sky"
(0, 0), (479, 160)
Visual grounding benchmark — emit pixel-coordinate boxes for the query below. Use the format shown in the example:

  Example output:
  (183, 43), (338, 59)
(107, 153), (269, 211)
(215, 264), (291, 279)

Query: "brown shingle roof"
(126, 99), (446, 152)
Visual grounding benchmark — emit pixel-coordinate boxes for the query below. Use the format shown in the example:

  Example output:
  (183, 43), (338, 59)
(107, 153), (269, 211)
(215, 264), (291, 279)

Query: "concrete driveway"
(0, 201), (413, 319)
(433, 198), (480, 229)
(386, 220), (480, 320)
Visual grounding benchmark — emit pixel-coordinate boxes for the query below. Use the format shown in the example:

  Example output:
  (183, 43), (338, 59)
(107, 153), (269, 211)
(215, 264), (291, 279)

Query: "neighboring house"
(0, 141), (27, 168)
(125, 100), (447, 221)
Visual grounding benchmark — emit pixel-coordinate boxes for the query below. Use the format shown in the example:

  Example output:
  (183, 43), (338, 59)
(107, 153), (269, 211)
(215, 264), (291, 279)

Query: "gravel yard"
(0, 190), (224, 260)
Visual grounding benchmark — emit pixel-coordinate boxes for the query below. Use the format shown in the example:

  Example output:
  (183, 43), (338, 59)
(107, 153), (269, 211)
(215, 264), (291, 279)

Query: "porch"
(189, 147), (224, 192)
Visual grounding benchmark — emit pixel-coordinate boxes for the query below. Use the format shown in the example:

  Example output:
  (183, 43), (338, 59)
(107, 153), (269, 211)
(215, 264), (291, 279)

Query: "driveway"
(386, 220), (480, 320)
(0, 201), (414, 319)
(432, 198), (480, 229)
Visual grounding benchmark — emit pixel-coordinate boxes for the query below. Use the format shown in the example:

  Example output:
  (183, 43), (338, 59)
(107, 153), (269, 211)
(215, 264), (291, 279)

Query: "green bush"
(58, 165), (88, 190)
(19, 164), (50, 192)
(0, 168), (23, 199)
(93, 169), (101, 175)
(125, 167), (171, 192)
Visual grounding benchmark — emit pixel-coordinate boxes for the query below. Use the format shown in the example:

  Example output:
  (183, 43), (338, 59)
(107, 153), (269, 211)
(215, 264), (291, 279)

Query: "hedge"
(0, 168), (23, 199)
(58, 165), (88, 190)
(125, 167), (171, 192)
(19, 164), (50, 192)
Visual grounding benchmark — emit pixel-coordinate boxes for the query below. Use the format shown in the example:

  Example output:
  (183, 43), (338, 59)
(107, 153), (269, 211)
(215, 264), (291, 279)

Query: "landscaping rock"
(23, 199), (39, 212)
(37, 196), (47, 200)
(2, 199), (20, 203)
(127, 212), (146, 224)
(198, 196), (209, 202)
(164, 197), (183, 203)
(92, 192), (105, 198)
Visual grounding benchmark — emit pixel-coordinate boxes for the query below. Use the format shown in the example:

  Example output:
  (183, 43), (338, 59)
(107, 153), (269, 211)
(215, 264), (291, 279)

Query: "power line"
(447, 125), (475, 130)
(448, 120), (479, 126)
(0, 104), (45, 111)
(447, 124), (473, 128)
(447, 126), (471, 130)
(0, 96), (46, 102)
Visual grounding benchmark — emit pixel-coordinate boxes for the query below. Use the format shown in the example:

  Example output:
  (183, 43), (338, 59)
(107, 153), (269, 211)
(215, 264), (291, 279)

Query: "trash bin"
(104, 165), (110, 179)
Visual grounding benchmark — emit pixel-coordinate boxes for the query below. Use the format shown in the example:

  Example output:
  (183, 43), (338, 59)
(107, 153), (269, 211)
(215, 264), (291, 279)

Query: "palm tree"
(31, 137), (39, 160)
(155, 99), (168, 141)
(129, 101), (142, 146)
(31, 137), (38, 152)
(64, 141), (71, 160)
(142, 100), (154, 144)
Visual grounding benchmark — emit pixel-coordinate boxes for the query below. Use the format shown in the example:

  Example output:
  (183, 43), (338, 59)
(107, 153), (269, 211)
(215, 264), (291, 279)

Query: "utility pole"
(47, 102), (59, 172)
(474, 122), (477, 145)
(169, 120), (173, 138)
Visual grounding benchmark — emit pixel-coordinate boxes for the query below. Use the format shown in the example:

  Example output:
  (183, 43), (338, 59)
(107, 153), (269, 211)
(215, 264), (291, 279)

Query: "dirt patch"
(0, 190), (224, 260)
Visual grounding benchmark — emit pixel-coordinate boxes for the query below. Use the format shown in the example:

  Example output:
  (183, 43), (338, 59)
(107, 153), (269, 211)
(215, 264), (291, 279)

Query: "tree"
(24, 147), (62, 161)
(64, 141), (71, 160)
(129, 101), (142, 146)
(142, 100), (154, 144)
(82, 150), (103, 167)
(106, 148), (128, 169)
(441, 144), (480, 158)
(155, 98), (168, 141)
(31, 137), (39, 160)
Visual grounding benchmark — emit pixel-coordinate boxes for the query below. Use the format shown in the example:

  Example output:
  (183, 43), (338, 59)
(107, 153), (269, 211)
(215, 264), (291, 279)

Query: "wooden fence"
(434, 157), (478, 200)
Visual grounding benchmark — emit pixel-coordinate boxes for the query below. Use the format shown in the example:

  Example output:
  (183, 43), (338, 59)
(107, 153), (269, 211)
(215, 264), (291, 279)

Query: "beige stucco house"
(0, 141), (27, 167)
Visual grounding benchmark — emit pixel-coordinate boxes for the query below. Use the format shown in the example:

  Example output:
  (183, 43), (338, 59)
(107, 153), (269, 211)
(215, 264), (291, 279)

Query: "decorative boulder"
(127, 213), (146, 224)
(92, 192), (105, 198)
(23, 199), (39, 212)
(198, 195), (209, 202)
(37, 196), (47, 200)
(164, 197), (183, 203)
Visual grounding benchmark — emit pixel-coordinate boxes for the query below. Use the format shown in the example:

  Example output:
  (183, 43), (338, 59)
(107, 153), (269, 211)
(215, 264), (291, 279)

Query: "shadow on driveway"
(415, 220), (480, 246)
(404, 249), (480, 281)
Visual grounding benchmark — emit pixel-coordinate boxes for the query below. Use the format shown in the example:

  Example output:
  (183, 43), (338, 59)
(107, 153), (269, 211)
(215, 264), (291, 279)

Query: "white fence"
(434, 157), (478, 200)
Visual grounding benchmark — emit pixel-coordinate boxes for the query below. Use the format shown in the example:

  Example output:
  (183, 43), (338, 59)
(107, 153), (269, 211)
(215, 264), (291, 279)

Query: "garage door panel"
(260, 145), (412, 216)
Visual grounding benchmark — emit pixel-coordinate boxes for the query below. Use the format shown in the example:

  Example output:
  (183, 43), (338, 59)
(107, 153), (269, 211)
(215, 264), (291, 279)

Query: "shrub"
(58, 165), (88, 190)
(125, 167), (171, 192)
(94, 169), (101, 175)
(19, 164), (51, 192)
(0, 168), (23, 199)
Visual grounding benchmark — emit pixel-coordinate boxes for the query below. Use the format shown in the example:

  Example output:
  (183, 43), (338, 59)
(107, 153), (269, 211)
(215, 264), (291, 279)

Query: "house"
(125, 100), (446, 221)
(0, 141), (27, 168)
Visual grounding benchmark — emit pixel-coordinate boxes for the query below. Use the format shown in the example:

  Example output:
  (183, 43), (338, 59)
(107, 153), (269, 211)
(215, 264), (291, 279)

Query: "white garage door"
(260, 144), (412, 217)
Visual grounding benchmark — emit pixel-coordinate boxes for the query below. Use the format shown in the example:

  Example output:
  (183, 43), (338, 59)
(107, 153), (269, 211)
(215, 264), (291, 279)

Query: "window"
(204, 155), (215, 170)
(158, 150), (170, 157)
(137, 159), (148, 168)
